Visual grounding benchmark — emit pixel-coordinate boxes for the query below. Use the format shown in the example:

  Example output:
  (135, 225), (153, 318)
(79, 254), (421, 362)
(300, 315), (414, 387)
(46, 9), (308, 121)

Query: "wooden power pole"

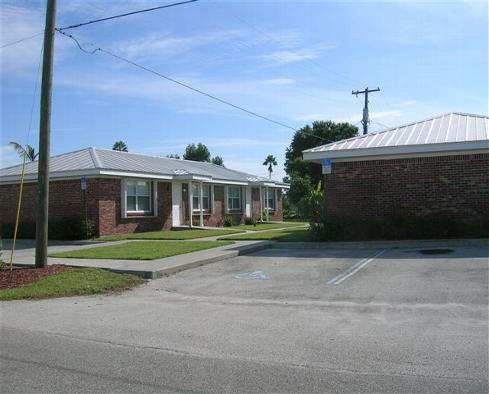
(35, 0), (57, 268)
(352, 87), (380, 135)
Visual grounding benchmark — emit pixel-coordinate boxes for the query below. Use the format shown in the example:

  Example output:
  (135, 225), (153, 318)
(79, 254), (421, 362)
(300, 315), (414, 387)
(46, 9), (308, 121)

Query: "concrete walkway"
(2, 239), (271, 279)
(2, 235), (487, 279)
(1, 224), (308, 279)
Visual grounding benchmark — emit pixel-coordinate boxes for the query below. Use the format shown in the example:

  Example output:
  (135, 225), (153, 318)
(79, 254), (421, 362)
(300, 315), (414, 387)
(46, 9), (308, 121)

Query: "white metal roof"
(303, 112), (489, 161)
(0, 147), (288, 188)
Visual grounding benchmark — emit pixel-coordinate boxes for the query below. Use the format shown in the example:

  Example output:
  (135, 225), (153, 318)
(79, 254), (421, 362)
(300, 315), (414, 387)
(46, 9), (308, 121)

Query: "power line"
(0, 32), (43, 49)
(57, 30), (336, 144)
(58, 0), (198, 31)
(25, 47), (44, 145)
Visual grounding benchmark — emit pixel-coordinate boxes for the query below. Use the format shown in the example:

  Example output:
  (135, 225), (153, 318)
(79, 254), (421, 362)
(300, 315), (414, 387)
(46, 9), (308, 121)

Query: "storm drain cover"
(419, 248), (454, 255)
(233, 270), (269, 280)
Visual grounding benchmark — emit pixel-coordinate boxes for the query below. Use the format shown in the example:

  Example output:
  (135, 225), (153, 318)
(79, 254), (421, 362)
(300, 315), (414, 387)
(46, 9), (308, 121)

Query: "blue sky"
(1, 0), (487, 179)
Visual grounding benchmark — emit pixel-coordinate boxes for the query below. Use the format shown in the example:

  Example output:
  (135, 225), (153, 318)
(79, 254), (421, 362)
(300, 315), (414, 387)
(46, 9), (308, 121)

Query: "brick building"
(0, 148), (286, 236)
(303, 112), (489, 227)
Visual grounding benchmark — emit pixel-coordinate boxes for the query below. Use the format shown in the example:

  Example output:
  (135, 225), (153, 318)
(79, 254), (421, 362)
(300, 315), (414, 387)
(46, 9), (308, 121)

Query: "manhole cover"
(419, 249), (454, 255)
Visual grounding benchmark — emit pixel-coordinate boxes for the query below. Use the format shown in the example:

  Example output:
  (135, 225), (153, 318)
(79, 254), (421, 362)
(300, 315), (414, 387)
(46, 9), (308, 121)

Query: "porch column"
(259, 186), (263, 222)
(245, 186), (252, 218)
(265, 186), (270, 222)
(199, 181), (204, 228)
(188, 182), (193, 228)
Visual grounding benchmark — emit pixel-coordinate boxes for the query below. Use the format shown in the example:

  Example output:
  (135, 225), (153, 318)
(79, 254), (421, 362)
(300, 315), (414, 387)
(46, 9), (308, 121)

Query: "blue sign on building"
(322, 159), (332, 174)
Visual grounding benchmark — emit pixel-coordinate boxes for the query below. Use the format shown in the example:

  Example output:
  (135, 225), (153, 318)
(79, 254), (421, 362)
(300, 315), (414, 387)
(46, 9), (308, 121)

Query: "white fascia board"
(303, 141), (489, 162)
(249, 181), (290, 189)
(0, 169), (175, 184)
(211, 179), (248, 186)
(99, 170), (173, 180)
(174, 174), (213, 182)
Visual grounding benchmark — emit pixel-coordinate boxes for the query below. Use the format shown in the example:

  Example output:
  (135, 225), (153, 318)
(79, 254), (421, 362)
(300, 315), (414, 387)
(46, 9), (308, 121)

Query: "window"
(262, 188), (276, 211)
(192, 183), (211, 212)
(227, 186), (242, 211)
(125, 180), (153, 214)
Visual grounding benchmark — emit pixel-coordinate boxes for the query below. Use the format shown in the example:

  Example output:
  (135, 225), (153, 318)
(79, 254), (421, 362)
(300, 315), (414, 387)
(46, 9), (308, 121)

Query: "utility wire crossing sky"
(1, 0), (487, 179)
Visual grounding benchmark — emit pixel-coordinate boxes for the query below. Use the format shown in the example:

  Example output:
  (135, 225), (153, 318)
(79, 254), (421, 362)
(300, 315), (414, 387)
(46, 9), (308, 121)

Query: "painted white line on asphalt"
(327, 249), (386, 285)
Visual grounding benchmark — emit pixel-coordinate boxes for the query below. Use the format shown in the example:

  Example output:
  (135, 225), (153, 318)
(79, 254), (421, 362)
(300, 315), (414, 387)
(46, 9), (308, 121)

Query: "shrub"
(244, 216), (256, 226)
(0, 218), (97, 240)
(222, 214), (240, 227)
(309, 213), (489, 241)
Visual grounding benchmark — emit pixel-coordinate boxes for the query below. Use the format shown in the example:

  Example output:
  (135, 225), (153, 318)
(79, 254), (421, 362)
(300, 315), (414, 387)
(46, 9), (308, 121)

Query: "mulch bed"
(0, 265), (69, 290)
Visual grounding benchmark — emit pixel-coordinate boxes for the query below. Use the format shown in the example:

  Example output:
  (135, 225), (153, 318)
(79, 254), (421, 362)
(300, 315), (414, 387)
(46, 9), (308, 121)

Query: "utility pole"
(35, 0), (57, 268)
(352, 87), (380, 135)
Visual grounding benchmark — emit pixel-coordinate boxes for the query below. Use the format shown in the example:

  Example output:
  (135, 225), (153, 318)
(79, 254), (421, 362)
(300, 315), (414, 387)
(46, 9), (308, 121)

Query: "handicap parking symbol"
(233, 270), (269, 280)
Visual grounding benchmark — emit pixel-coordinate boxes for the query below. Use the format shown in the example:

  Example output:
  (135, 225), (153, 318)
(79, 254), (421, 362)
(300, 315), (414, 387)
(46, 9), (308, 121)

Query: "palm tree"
(10, 141), (38, 161)
(263, 154), (277, 179)
(112, 141), (128, 152)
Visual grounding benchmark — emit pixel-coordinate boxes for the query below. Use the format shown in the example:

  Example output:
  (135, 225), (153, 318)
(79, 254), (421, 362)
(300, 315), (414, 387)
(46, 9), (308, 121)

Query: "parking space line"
(327, 249), (386, 285)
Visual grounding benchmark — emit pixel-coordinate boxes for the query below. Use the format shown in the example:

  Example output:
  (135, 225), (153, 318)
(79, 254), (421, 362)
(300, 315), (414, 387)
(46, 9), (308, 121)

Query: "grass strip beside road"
(219, 228), (312, 242)
(0, 268), (141, 301)
(231, 222), (309, 231)
(101, 229), (244, 241)
(50, 240), (234, 260)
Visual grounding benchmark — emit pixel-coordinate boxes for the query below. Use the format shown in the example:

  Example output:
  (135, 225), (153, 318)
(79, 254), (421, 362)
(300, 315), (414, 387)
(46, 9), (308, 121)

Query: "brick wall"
(94, 179), (173, 236)
(0, 179), (96, 226)
(324, 153), (489, 222)
(0, 178), (283, 237)
(0, 178), (173, 237)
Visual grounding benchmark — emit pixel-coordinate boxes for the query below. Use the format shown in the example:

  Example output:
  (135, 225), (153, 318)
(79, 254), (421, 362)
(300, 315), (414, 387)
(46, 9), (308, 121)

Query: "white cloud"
(261, 44), (335, 66)
(113, 29), (249, 61)
(260, 78), (295, 85)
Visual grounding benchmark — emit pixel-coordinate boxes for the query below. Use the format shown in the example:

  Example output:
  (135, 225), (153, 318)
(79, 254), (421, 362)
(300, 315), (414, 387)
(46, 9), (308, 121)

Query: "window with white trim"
(192, 183), (211, 212)
(262, 188), (276, 211)
(125, 180), (154, 215)
(227, 186), (242, 211)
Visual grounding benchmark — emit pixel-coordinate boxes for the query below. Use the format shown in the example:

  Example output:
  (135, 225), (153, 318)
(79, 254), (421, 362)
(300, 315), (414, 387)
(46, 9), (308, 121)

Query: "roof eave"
(303, 141), (489, 162)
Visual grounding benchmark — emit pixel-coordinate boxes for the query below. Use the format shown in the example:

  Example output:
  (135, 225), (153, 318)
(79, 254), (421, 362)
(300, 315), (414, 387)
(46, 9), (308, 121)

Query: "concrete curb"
(270, 238), (489, 250)
(103, 241), (272, 279)
(10, 241), (272, 279)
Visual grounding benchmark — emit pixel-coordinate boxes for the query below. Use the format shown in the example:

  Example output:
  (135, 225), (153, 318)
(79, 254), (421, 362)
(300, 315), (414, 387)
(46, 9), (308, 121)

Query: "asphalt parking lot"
(1, 243), (488, 393)
(159, 245), (488, 305)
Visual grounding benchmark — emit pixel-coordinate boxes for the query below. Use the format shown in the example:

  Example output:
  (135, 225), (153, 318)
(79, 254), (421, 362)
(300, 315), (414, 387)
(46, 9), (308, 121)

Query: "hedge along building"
(0, 148), (288, 237)
(302, 112), (489, 230)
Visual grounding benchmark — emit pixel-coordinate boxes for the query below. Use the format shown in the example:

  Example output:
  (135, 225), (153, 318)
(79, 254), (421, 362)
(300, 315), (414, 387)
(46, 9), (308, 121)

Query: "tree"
(166, 153), (180, 159)
(10, 141), (38, 161)
(211, 155), (224, 166)
(263, 154), (277, 179)
(183, 143), (211, 162)
(112, 141), (128, 152)
(285, 120), (358, 207)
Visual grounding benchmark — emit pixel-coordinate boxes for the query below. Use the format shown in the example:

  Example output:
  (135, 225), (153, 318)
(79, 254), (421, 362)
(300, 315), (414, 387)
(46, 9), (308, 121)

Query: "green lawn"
(219, 228), (312, 242)
(231, 222), (309, 231)
(101, 228), (244, 241)
(0, 268), (141, 301)
(50, 240), (234, 260)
